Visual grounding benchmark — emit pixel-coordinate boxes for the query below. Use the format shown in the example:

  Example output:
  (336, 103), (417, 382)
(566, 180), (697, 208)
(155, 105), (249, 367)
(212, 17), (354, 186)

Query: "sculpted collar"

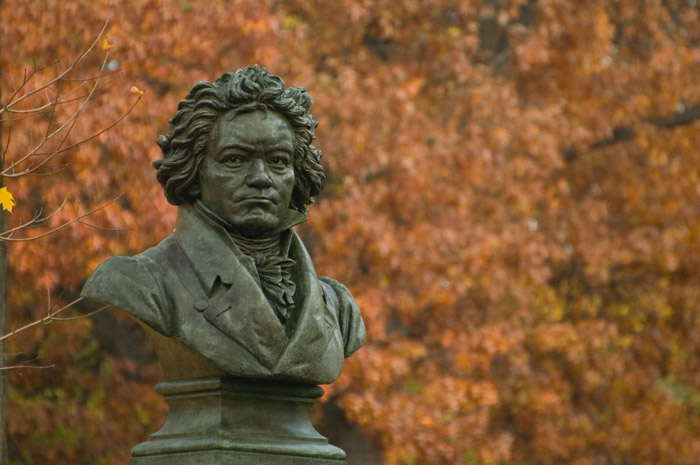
(173, 203), (307, 294)
(171, 203), (333, 372)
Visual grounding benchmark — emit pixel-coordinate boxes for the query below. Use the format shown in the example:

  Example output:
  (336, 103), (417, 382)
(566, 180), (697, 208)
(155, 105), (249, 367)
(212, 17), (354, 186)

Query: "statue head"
(154, 66), (325, 217)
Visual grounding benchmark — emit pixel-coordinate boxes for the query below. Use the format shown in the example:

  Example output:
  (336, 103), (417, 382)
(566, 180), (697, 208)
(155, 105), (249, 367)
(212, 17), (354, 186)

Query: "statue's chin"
(229, 214), (281, 238)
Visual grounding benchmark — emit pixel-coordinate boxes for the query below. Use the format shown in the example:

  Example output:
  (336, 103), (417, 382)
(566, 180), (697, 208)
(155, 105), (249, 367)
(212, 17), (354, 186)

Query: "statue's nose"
(245, 159), (273, 188)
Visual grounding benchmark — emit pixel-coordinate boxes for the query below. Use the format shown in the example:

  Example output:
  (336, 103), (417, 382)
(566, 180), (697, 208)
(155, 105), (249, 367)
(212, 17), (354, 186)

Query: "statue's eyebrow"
(219, 142), (255, 152)
(218, 141), (292, 152)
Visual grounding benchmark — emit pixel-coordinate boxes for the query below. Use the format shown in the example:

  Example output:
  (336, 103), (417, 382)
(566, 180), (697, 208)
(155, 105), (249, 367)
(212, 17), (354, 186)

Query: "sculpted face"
(199, 109), (295, 237)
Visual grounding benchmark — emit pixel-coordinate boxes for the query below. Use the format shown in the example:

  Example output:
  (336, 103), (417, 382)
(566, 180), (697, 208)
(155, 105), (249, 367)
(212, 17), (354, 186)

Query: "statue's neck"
(193, 200), (283, 265)
(229, 231), (281, 264)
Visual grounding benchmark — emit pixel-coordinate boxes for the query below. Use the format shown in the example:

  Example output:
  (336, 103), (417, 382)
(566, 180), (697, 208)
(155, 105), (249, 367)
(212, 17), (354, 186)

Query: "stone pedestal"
(129, 377), (346, 465)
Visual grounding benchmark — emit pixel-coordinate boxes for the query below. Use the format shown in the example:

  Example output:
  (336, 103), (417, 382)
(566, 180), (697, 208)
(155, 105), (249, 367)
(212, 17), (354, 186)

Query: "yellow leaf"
(130, 86), (144, 96)
(101, 37), (112, 50)
(446, 26), (461, 37)
(281, 14), (300, 30)
(0, 187), (16, 213)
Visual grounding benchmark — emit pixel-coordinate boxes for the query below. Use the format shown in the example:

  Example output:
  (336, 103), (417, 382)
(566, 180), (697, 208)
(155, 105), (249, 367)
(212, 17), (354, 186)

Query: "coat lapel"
(273, 233), (334, 374)
(200, 262), (287, 370)
(174, 205), (288, 370)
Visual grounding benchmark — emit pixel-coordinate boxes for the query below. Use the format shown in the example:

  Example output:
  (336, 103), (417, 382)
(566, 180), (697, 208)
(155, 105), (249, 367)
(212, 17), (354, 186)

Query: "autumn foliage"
(2, 1), (700, 464)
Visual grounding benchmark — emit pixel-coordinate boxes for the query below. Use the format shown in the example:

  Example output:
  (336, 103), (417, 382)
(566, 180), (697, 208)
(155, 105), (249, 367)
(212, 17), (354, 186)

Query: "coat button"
(194, 300), (209, 312)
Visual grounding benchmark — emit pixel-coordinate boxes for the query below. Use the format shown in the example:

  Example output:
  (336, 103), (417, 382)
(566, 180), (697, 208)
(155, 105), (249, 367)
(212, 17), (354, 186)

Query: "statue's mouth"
(240, 196), (276, 205)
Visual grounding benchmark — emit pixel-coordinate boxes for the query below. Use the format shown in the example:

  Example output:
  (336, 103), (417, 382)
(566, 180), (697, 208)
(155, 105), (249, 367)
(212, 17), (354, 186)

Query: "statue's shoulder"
(81, 235), (179, 335)
(84, 235), (178, 288)
(318, 277), (366, 358)
(135, 234), (180, 266)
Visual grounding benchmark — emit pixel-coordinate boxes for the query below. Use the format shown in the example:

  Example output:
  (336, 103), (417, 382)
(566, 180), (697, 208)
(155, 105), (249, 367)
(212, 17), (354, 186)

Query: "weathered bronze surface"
(82, 66), (365, 464)
(129, 377), (346, 465)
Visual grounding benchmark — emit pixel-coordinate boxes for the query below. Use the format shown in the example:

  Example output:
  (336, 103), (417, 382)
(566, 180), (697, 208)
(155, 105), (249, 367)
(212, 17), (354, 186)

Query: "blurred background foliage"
(2, 0), (700, 464)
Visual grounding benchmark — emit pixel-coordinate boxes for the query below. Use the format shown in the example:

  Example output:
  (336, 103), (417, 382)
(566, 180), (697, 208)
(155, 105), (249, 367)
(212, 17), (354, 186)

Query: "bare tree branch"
(2, 69), (120, 116)
(1, 54), (109, 176)
(652, 103), (700, 128)
(0, 20), (109, 115)
(0, 198), (67, 239)
(0, 196), (121, 242)
(0, 364), (56, 372)
(21, 92), (143, 164)
(0, 297), (109, 344)
(2, 83), (143, 178)
(565, 103), (700, 161)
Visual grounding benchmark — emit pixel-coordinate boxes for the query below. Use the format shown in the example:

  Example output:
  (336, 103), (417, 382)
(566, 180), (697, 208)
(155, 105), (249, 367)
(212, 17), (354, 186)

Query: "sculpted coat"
(82, 204), (365, 385)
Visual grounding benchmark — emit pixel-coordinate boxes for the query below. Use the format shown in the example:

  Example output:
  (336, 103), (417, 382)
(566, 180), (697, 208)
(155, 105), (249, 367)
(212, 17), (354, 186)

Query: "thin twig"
(4, 70), (120, 115)
(2, 125), (11, 160)
(7, 92), (143, 169)
(1, 112), (55, 123)
(0, 68), (38, 111)
(77, 220), (132, 232)
(0, 197), (69, 238)
(0, 302), (109, 345)
(43, 87), (59, 140)
(24, 165), (68, 177)
(0, 210), (44, 239)
(2, 53), (109, 176)
(60, 68), (120, 84)
(51, 306), (107, 321)
(0, 20), (109, 114)
(0, 196), (119, 241)
(46, 284), (51, 317)
(0, 299), (82, 342)
(0, 364), (56, 372)
(0, 297), (108, 343)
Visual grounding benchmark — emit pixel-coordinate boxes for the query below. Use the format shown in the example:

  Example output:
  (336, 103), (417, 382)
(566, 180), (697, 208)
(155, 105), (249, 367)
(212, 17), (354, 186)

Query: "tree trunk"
(0, 81), (9, 465)
(0, 181), (8, 465)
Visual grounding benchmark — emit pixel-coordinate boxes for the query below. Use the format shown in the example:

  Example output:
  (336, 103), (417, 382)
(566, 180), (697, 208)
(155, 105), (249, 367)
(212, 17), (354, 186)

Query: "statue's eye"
(270, 155), (289, 166)
(222, 155), (245, 165)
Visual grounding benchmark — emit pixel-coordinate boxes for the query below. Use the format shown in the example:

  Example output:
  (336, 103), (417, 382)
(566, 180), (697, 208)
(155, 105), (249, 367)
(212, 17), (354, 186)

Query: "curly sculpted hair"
(154, 66), (325, 213)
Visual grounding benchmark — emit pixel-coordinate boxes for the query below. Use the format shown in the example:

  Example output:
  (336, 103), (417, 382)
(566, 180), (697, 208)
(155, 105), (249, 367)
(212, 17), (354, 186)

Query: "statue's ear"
(187, 180), (201, 201)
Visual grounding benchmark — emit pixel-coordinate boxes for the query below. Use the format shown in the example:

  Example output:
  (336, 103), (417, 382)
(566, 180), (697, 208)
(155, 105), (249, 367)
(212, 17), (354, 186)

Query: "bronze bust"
(82, 66), (365, 463)
(83, 66), (365, 385)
